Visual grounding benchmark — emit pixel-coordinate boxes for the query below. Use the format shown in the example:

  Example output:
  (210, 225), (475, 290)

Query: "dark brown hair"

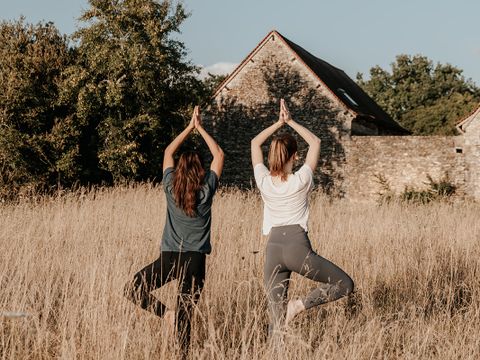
(268, 133), (298, 181)
(172, 152), (205, 217)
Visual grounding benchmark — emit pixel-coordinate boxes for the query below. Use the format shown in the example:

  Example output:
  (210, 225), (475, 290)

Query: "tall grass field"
(1, 185), (479, 359)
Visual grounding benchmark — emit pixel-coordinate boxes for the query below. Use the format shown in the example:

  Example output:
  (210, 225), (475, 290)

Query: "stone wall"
(344, 136), (466, 202)
(205, 33), (354, 194)
(463, 115), (480, 200)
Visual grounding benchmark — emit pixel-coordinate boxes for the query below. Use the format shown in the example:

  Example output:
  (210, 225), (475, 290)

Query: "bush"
(375, 173), (456, 205)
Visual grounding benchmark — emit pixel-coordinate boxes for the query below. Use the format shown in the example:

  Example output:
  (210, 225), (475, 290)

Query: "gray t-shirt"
(161, 167), (218, 254)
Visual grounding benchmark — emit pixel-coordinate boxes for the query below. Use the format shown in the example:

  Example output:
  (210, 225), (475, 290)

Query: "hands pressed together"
(278, 98), (292, 126)
(190, 98), (291, 131)
(189, 105), (203, 130)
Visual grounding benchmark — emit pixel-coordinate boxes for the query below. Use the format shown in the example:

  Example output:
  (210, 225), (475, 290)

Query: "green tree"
(0, 18), (74, 197)
(201, 73), (227, 100)
(63, 0), (203, 182)
(357, 55), (480, 135)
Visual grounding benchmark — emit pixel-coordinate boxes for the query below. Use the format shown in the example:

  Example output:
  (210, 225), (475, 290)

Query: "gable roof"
(213, 30), (409, 135)
(456, 103), (480, 133)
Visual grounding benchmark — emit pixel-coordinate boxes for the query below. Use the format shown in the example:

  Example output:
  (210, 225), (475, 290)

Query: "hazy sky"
(2, 0), (479, 84)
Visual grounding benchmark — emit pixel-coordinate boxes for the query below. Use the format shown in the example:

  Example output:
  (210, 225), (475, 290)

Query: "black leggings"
(264, 225), (354, 330)
(124, 251), (206, 352)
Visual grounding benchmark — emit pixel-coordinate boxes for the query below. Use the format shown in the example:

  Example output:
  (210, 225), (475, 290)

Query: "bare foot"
(285, 299), (305, 325)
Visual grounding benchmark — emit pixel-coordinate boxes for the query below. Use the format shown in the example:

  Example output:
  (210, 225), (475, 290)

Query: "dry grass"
(1, 185), (479, 359)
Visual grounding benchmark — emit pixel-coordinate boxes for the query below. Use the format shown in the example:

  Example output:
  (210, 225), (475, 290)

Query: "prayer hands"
(189, 105), (202, 129)
(278, 98), (292, 125)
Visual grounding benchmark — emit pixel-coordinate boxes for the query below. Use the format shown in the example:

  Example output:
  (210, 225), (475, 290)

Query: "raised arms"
(281, 100), (321, 171)
(195, 108), (225, 178)
(163, 106), (224, 178)
(250, 99), (321, 171)
(163, 109), (196, 172)
(250, 104), (286, 167)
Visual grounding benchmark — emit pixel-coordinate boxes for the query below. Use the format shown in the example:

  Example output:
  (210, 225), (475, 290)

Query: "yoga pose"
(251, 99), (354, 333)
(125, 106), (224, 355)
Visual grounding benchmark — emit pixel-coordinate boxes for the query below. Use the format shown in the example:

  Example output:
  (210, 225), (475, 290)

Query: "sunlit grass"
(1, 185), (479, 359)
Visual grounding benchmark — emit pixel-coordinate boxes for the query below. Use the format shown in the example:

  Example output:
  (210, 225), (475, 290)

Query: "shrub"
(375, 173), (456, 205)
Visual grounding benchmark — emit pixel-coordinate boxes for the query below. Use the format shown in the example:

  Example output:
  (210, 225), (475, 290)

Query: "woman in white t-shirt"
(251, 99), (354, 333)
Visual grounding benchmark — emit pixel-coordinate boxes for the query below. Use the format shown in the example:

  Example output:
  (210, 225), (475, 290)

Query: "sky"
(1, 0), (479, 85)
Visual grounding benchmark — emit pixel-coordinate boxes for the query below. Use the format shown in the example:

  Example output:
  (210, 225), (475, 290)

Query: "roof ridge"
(212, 29), (346, 107)
(456, 103), (480, 132)
(211, 30), (407, 134)
(269, 30), (356, 116)
(212, 30), (277, 98)
(456, 102), (480, 125)
(276, 32), (408, 133)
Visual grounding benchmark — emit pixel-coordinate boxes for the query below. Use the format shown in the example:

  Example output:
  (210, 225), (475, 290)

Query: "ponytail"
(268, 134), (297, 181)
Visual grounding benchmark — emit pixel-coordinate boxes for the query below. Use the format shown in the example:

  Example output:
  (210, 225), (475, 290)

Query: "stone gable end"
(216, 33), (350, 116)
(206, 32), (355, 193)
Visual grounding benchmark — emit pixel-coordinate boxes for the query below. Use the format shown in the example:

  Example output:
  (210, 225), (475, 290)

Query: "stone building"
(456, 106), (480, 200)
(205, 30), (480, 202)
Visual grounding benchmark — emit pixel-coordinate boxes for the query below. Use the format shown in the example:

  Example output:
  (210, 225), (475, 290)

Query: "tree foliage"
(357, 55), (480, 135)
(0, 18), (74, 197)
(0, 1), (207, 198)
(201, 73), (227, 98)
(64, 0), (204, 181)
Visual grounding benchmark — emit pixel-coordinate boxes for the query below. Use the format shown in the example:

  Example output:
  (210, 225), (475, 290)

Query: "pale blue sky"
(1, 0), (479, 84)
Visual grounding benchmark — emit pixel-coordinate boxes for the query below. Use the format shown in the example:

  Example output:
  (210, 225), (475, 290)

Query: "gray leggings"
(264, 224), (354, 329)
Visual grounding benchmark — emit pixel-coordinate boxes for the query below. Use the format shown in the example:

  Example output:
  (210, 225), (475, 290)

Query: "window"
(338, 88), (359, 107)
(455, 147), (463, 154)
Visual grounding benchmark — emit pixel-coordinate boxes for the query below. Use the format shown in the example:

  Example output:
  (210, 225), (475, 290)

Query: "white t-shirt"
(254, 163), (314, 235)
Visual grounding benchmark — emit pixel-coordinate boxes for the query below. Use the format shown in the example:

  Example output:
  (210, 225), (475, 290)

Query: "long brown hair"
(172, 152), (205, 217)
(268, 133), (298, 181)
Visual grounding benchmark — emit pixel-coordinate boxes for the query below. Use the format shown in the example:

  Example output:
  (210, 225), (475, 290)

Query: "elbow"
(215, 147), (225, 161)
(164, 143), (178, 160)
(310, 137), (321, 153)
(164, 146), (173, 157)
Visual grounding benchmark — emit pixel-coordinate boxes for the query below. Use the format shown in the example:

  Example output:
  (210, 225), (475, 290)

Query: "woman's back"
(162, 167), (219, 254)
(254, 163), (313, 235)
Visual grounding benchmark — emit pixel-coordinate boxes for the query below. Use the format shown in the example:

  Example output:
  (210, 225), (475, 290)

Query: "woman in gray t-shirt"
(124, 106), (224, 356)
